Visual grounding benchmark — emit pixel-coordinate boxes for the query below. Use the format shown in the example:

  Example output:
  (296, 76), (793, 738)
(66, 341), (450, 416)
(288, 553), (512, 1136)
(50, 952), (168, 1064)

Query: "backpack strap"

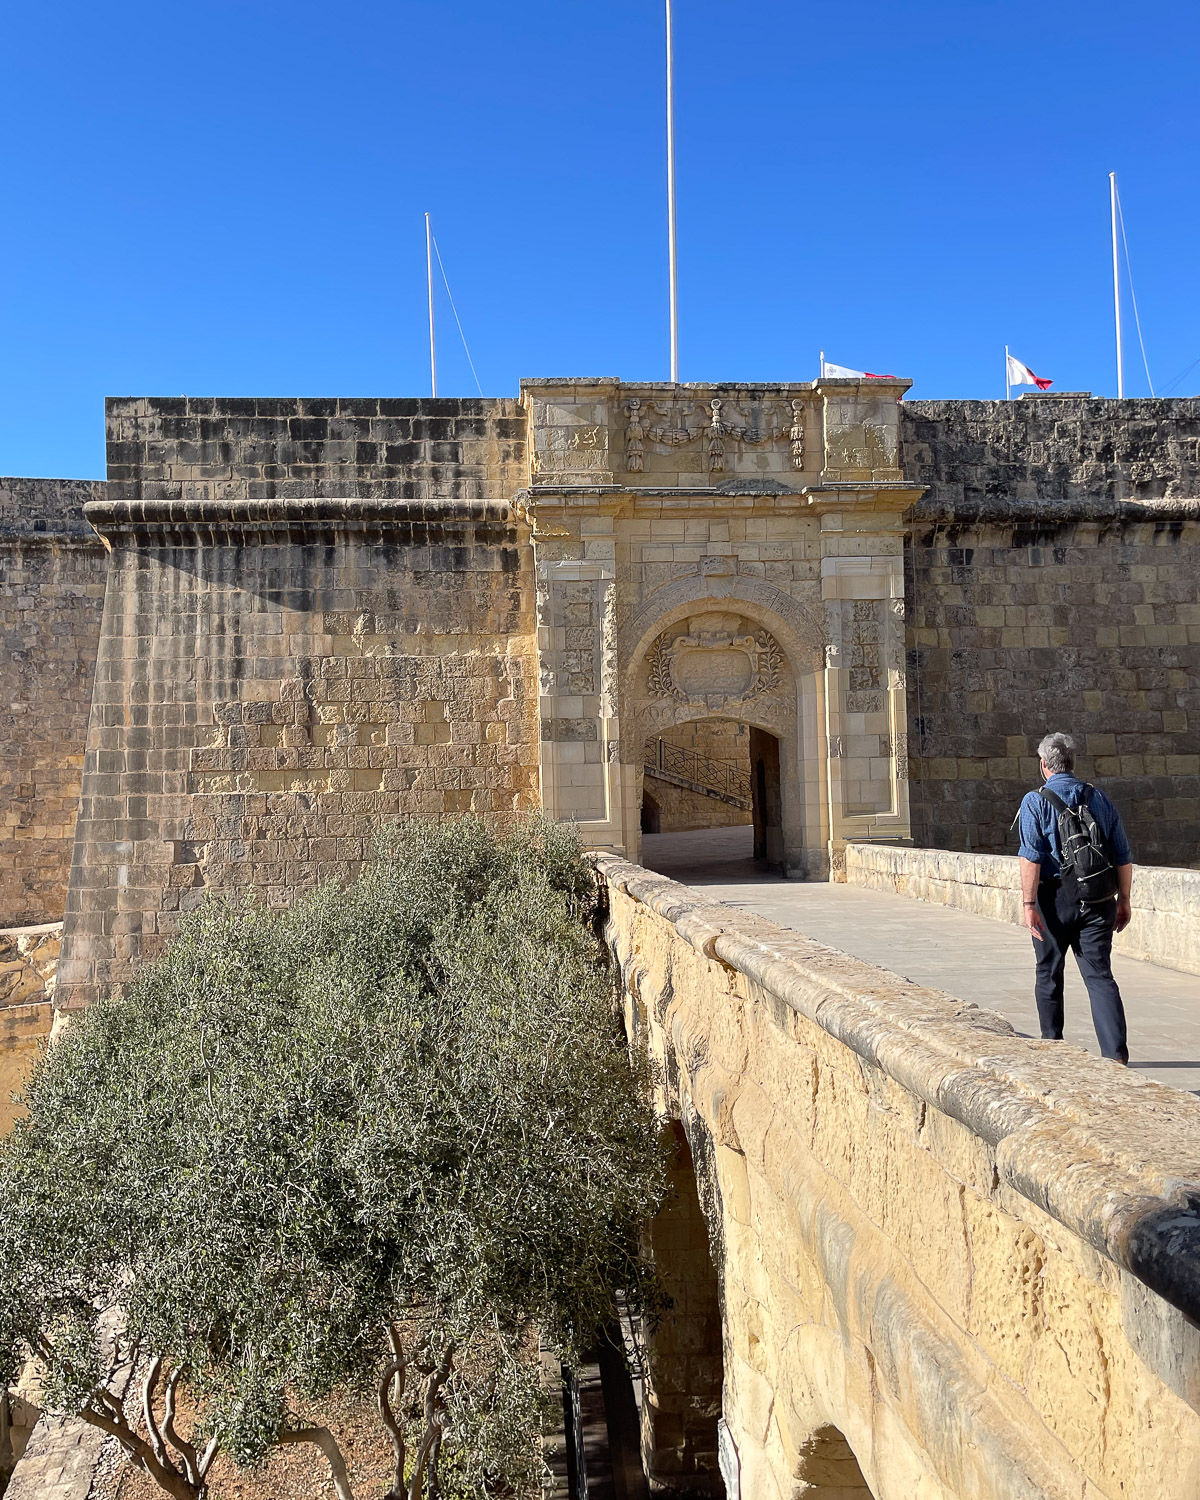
(1037, 786), (1071, 815)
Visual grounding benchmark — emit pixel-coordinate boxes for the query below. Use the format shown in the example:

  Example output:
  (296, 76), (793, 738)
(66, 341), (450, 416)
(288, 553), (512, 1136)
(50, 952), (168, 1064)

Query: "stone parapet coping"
(910, 494), (1200, 523)
(0, 478), (107, 541)
(593, 852), (1200, 1324)
(82, 494), (518, 542)
(846, 842), (1200, 978)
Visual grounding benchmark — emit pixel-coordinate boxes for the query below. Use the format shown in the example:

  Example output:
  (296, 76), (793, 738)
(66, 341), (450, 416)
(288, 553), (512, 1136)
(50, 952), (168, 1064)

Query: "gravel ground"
(104, 1389), (396, 1500)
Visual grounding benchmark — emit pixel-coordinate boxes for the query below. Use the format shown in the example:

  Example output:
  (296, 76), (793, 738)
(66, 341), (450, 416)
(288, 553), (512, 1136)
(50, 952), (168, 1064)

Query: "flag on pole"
(821, 360), (897, 380)
(1005, 354), (1052, 391)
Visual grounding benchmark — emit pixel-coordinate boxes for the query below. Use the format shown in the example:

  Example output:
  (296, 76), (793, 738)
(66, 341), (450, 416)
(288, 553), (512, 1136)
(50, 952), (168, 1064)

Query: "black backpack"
(1038, 784), (1120, 903)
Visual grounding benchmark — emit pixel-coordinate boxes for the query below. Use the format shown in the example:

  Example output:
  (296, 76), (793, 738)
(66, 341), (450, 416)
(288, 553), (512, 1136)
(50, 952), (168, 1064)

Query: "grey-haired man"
(1016, 731), (1133, 1064)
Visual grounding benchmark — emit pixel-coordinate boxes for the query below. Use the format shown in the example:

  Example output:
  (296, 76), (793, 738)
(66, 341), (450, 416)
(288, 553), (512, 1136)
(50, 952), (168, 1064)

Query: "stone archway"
(640, 1121), (725, 1497)
(622, 603), (825, 877)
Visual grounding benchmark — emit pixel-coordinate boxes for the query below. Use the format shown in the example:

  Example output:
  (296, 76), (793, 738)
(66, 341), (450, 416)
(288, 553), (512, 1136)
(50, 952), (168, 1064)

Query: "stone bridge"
(600, 851), (1200, 1500)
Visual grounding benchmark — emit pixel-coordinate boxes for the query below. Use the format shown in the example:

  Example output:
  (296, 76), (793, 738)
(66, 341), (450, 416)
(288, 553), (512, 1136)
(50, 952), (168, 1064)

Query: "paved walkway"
(641, 827), (1200, 1094)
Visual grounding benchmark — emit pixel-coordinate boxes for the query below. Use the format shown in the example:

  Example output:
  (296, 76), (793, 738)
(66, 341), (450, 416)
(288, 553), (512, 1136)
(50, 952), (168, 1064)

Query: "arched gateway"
(521, 378), (921, 878)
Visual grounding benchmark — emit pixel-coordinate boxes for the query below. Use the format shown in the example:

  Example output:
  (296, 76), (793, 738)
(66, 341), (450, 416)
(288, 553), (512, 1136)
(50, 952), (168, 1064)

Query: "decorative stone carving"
(627, 395), (809, 475)
(846, 599), (885, 713)
(625, 400), (645, 473)
(708, 400), (725, 474)
(790, 400), (805, 471)
(644, 613), (784, 708)
(530, 407), (610, 477)
(647, 399), (706, 446)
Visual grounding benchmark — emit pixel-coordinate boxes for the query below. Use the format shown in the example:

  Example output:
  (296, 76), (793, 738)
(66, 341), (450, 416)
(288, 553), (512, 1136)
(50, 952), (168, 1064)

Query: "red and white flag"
(822, 360), (897, 380)
(1006, 353), (1052, 391)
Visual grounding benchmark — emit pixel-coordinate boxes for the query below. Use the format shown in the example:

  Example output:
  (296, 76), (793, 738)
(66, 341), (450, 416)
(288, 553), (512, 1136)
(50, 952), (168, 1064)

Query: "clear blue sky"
(3, 0), (1197, 477)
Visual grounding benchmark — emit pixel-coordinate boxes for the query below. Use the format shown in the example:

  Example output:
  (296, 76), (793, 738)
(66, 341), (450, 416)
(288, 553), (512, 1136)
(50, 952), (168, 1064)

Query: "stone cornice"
(83, 494), (519, 544)
(516, 482), (926, 516)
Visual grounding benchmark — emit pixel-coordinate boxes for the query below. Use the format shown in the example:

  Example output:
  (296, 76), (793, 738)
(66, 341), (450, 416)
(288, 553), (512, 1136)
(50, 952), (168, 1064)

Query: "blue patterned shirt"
(1017, 773), (1132, 878)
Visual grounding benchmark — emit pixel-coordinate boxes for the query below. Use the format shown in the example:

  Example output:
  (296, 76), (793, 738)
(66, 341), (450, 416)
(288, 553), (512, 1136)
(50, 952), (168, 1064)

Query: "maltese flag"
(1006, 353), (1052, 390)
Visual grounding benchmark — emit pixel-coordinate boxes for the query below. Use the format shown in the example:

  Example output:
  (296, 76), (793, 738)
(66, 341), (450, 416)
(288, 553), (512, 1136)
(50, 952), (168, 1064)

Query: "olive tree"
(0, 818), (666, 1500)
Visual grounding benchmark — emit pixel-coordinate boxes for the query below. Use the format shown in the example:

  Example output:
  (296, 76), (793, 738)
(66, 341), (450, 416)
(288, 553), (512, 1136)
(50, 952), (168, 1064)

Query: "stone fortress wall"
(901, 396), (1200, 865)
(0, 387), (1199, 1010)
(55, 398), (537, 1009)
(0, 479), (107, 926)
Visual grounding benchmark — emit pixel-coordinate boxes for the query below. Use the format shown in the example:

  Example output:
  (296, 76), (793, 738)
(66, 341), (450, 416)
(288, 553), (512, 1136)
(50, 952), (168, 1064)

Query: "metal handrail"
(643, 738), (752, 805)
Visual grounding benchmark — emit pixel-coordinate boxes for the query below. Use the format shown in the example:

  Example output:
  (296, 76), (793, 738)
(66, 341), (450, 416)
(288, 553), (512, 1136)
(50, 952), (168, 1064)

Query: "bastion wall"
(901, 397), (1200, 865)
(4, 388), (1200, 1014)
(55, 398), (537, 1009)
(0, 479), (107, 927)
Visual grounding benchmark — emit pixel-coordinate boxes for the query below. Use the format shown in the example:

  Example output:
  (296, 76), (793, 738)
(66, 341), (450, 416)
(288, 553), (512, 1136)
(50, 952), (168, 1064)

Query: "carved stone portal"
(645, 613), (784, 710)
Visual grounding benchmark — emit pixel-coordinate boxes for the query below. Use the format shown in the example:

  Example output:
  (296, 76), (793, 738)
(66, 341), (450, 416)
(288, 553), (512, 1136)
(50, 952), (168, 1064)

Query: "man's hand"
(1115, 863), (1133, 933)
(1019, 857), (1045, 941)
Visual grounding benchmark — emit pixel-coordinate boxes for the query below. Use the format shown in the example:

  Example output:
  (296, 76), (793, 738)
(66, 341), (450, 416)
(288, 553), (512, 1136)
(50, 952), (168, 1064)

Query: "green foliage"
(0, 817), (666, 1496)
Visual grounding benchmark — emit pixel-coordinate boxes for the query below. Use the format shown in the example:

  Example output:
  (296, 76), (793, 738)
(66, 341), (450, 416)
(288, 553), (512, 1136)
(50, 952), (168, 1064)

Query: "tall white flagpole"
(665, 0), (679, 383)
(1005, 344), (1010, 402)
(425, 212), (438, 398)
(819, 349), (825, 379)
(1109, 173), (1124, 399)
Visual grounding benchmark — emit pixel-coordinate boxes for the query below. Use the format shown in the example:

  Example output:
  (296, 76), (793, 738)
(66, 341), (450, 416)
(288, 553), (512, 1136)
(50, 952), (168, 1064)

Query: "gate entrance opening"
(640, 719), (783, 881)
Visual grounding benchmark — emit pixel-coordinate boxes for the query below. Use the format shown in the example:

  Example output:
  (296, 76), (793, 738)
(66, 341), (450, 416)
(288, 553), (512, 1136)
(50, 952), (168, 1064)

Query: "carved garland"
(645, 625), (784, 706)
(624, 398), (808, 474)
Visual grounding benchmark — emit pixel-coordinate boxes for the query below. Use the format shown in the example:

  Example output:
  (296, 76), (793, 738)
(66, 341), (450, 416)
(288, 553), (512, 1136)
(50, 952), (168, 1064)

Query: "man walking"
(1017, 731), (1134, 1064)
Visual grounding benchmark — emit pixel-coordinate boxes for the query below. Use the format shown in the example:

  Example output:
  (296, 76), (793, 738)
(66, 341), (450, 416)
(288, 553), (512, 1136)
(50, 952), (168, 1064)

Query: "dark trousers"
(1033, 880), (1128, 1062)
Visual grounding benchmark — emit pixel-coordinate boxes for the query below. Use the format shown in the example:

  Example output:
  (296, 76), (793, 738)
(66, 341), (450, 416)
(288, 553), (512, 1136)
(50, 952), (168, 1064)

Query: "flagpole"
(1110, 172), (1124, 399)
(665, 0), (679, 383)
(819, 349), (825, 380)
(425, 213), (438, 398)
(1005, 345), (1010, 402)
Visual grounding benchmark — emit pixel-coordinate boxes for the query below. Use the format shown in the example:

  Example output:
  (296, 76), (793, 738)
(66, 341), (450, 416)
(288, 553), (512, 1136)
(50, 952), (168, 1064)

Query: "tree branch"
(142, 1356), (169, 1469)
(276, 1425), (356, 1500)
(378, 1324), (407, 1500)
(196, 1434), (221, 1483)
(78, 1399), (200, 1500)
(407, 1345), (454, 1500)
(162, 1364), (202, 1487)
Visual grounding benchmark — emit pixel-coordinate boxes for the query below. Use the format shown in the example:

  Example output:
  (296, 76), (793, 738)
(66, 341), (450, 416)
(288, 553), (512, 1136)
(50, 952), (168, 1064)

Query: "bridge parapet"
(596, 853), (1200, 1500)
(846, 841), (1200, 978)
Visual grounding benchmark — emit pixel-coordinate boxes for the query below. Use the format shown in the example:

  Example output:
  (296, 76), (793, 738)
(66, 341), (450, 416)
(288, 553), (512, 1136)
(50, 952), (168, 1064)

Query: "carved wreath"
(645, 627), (784, 705)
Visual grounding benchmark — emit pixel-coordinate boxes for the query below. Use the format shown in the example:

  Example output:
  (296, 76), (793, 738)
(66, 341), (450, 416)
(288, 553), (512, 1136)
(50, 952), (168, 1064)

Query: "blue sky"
(3, 0), (1197, 477)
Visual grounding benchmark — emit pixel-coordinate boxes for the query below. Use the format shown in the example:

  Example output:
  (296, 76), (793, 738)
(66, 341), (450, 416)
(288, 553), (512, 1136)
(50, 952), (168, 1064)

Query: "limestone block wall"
(599, 853), (1200, 1500)
(105, 395), (527, 502)
(0, 479), (107, 925)
(0, 922), (59, 1132)
(57, 495), (538, 1009)
(846, 839), (1200, 977)
(900, 397), (1200, 865)
(55, 398), (537, 1009)
(0, 1002), (51, 1135)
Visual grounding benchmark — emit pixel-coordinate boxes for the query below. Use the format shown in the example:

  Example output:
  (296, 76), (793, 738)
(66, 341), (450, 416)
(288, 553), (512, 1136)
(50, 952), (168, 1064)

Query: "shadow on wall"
(640, 1122), (725, 1497)
(794, 1425), (873, 1496)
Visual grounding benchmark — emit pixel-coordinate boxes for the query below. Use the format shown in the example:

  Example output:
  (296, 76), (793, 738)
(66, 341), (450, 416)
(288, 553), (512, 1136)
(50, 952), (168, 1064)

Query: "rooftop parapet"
(103, 396), (527, 505)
